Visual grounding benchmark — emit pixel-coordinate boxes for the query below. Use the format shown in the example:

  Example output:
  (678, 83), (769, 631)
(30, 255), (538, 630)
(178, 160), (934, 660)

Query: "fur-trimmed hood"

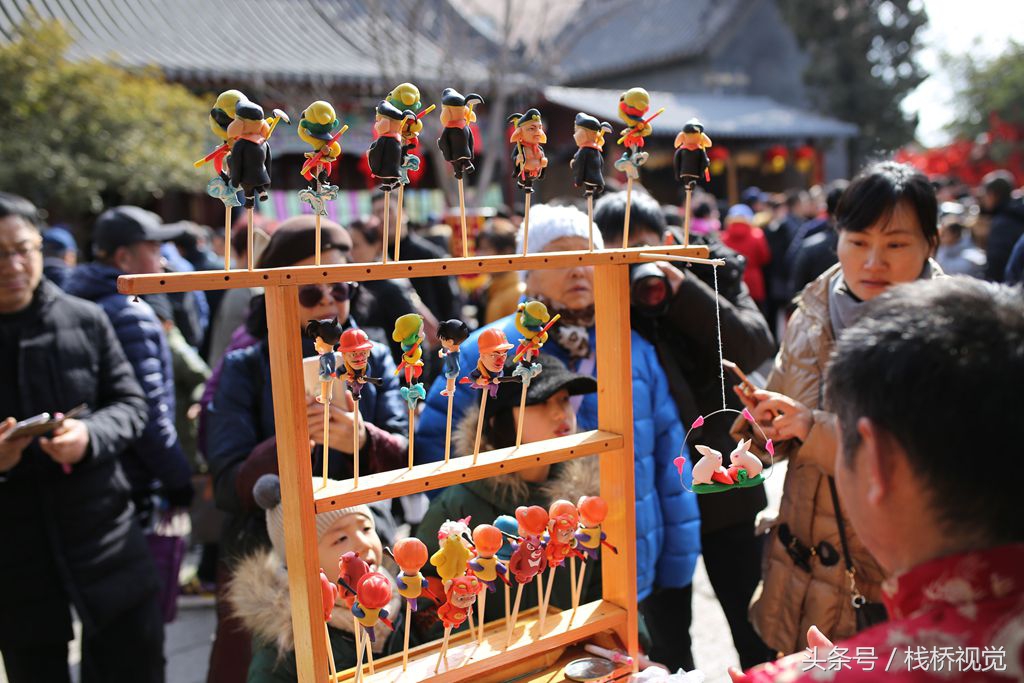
(227, 549), (402, 657)
(453, 403), (600, 506)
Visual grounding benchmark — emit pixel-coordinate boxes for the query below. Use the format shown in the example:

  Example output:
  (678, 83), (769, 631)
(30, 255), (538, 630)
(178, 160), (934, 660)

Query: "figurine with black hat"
(386, 83), (436, 262)
(367, 99), (416, 263)
(507, 108), (548, 255)
(196, 90), (246, 268)
(437, 88), (484, 257)
(672, 117), (713, 246)
(571, 112), (613, 250)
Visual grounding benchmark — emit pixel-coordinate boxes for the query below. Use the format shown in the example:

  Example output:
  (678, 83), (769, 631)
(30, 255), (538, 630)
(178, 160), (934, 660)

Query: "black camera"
(630, 262), (671, 317)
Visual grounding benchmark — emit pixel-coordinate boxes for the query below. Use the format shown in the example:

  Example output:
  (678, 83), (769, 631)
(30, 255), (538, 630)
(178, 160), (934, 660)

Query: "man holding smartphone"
(0, 192), (166, 682)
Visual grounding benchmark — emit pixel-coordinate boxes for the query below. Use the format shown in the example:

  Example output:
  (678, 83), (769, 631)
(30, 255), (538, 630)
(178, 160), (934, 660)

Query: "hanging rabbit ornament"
(674, 409), (775, 494)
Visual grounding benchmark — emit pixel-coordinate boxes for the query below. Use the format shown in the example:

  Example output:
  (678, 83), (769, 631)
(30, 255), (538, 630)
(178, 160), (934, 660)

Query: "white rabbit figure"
(729, 438), (763, 478)
(691, 444), (731, 485)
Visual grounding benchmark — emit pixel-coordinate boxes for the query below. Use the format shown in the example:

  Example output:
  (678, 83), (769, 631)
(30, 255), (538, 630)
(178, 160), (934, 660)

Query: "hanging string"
(713, 264), (726, 412)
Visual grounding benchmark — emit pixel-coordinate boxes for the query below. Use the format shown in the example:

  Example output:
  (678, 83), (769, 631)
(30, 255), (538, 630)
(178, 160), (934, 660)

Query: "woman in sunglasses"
(203, 216), (408, 680)
(732, 161), (943, 656)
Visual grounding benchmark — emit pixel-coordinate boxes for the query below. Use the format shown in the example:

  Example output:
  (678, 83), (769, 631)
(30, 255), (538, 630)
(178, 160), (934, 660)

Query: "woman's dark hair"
(348, 217), (383, 245)
(834, 161), (938, 245)
(594, 190), (666, 243)
(303, 318), (343, 345)
(0, 192), (41, 228)
(437, 319), (470, 344)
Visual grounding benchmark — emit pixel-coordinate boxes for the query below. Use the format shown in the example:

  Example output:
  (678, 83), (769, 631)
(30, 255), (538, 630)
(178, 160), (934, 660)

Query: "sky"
(903, 0), (1023, 146)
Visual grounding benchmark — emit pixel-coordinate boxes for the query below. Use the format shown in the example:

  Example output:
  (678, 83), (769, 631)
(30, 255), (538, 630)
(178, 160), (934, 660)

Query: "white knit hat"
(254, 475), (374, 562)
(516, 203), (604, 256)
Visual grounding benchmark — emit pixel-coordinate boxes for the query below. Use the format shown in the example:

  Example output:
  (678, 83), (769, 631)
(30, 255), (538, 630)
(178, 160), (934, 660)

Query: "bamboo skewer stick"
(535, 572), (545, 632)
(443, 392), (455, 464)
(247, 206), (255, 271)
(364, 629), (375, 675)
(320, 393), (330, 488)
(521, 194), (532, 256)
(458, 178), (468, 258)
(472, 390), (488, 465)
(315, 177), (322, 266)
(622, 177), (634, 249)
(381, 190), (390, 264)
(354, 625), (363, 683)
(587, 194), (595, 251)
(515, 384), (528, 448)
(575, 561), (588, 609)
(504, 582), (511, 640)
(324, 624), (337, 680)
(394, 183), (404, 262)
(506, 582), (524, 648)
(434, 626), (453, 674)
(467, 605), (475, 641)
(682, 184), (694, 247)
(223, 205), (231, 270)
(352, 398), (360, 488)
(402, 601), (412, 671)
(477, 589), (487, 644)
(539, 566), (556, 633)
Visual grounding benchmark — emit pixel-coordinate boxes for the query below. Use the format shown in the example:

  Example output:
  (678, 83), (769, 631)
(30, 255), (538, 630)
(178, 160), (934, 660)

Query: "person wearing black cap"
(41, 226), (78, 289)
(437, 88), (483, 179)
(227, 100), (272, 208)
(672, 118), (712, 187)
(571, 113), (613, 196)
(0, 193), (166, 682)
(416, 353), (601, 622)
(367, 100), (415, 189)
(65, 207), (194, 524)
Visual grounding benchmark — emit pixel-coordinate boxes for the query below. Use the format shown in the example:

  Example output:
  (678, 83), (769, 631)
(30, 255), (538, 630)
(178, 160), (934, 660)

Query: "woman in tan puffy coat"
(733, 161), (942, 655)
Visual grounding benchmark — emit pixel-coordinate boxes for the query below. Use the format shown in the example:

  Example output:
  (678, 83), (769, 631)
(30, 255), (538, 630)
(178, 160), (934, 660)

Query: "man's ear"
(857, 416), (892, 505)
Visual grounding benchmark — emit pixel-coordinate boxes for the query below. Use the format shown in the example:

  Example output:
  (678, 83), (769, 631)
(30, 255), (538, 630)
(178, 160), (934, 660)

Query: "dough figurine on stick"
(228, 99), (290, 270)
(304, 318), (344, 490)
(469, 524), (509, 643)
(614, 87), (664, 247)
(338, 328), (383, 487)
(437, 319), (470, 464)
(337, 551), (370, 680)
(460, 329), (518, 463)
(538, 499), (580, 633)
(195, 89), (245, 269)
(434, 575), (483, 674)
(506, 505), (549, 646)
(298, 100), (348, 264)
(391, 538), (431, 671)
(571, 113), (614, 250)
(493, 514), (519, 634)
(511, 301), (560, 447)
(507, 109), (548, 255)
(672, 118), (712, 245)
(351, 572), (394, 677)
(437, 88), (484, 257)
(572, 496), (617, 617)
(367, 100), (417, 262)
(386, 83), (436, 261)
(318, 569), (341, 678)
(392, 314), (426, 469)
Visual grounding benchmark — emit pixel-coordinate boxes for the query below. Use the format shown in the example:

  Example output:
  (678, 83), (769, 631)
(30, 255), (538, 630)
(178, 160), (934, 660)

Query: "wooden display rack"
(119, 243), (708, 682)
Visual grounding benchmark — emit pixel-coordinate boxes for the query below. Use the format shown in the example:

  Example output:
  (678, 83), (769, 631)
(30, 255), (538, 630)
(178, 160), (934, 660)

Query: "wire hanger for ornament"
(646, 256), (777, 495)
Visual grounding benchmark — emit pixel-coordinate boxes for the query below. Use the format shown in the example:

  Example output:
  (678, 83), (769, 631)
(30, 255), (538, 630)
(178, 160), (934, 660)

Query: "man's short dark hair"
(594, 190), (666, 243)
(983, 170), (1016, 206)
(826, 278), (1024, 544)
(0, 191), (41, 230)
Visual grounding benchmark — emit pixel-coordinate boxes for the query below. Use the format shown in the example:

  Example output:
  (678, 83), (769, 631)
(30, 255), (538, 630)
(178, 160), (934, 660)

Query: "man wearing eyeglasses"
(65, 206), (195, 524)
(0, 192), (166, 682)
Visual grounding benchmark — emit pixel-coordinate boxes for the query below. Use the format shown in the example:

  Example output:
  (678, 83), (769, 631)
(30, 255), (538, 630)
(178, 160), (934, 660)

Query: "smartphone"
(8, 404), (87, 439)
(722, 359), (758, 397)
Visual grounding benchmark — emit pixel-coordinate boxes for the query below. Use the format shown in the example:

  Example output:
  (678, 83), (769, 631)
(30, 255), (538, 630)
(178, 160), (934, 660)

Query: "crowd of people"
(1, 159), (1022, 683)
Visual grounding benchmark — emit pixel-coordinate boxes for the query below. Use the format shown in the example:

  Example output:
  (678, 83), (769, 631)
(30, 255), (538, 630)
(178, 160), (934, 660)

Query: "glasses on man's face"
(298, 282), (356, 308)
(0, 243), (42, 262)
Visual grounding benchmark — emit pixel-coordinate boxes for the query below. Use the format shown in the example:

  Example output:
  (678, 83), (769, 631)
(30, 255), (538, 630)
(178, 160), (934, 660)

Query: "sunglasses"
(777, 523), (839, 573)
(298, 282), (357, 308)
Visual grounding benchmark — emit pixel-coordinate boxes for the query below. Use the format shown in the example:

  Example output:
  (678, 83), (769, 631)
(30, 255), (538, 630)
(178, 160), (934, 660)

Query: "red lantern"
(707, 146), (729, 177)
(764, 145), (788, 174)
(794, 145), (816, 174)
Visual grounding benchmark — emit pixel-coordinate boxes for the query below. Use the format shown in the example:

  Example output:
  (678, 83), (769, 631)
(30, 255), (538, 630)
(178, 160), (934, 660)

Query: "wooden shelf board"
(117, 244), (710, 295)
(314, 429), (621, 514)
(331, 600), (627, 683)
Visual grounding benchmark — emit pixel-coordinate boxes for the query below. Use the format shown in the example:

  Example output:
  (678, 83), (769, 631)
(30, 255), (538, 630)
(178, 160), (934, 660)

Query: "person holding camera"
(595, 190), (777, 669)
(0, 192), (165, 682)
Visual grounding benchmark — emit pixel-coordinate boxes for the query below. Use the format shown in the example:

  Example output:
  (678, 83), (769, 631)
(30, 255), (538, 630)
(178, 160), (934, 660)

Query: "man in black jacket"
(0, 192), (165, 682)
(596, 190), (777, 669)
(981, 170), (1024, 282)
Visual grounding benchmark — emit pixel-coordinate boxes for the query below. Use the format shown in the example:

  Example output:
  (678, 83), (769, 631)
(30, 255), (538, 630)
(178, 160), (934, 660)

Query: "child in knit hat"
(228, 475), (418, 682)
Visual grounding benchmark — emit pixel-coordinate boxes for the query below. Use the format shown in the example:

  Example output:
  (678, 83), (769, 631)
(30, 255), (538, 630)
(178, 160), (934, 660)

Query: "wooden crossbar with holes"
(116, 245), (709, 295)
(115, 248), (701, 682)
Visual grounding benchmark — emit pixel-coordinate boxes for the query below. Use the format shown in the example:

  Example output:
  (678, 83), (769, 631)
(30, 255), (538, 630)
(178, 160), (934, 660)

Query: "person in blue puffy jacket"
(415, 204), (700, 664)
